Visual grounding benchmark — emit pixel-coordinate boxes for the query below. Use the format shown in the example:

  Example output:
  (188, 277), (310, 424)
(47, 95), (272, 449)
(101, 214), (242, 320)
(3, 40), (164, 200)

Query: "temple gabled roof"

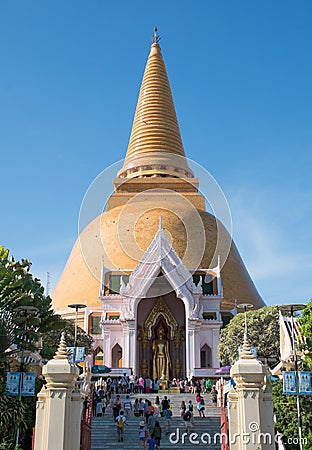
(118, 34), (193, 179)
(120, 220), (203, 303)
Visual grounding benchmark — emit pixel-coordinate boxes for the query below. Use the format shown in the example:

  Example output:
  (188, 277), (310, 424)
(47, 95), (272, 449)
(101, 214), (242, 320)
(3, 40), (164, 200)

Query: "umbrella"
(215, 365), (231, 374)
(91, 365), (111, 374)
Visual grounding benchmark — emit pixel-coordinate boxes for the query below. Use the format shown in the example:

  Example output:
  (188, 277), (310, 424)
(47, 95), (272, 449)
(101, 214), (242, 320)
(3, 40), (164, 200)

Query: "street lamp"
(279, 303), (306, 450)
(237, 303), (254, 339)
(68, 303), (86, 362)
(13, 305), (39, 448)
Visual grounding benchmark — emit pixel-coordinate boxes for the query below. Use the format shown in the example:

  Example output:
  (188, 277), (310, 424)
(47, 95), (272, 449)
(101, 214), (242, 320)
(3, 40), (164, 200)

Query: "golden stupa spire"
(118, 28), (193, 179)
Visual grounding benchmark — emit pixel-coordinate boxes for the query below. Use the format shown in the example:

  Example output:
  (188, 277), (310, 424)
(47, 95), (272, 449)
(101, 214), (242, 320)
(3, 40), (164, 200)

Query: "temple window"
(192, 273), (215, 295)
(106, 312), (120, 320)
(203, 312), (216, 320)
(107, 273), (130, 294)
(89, 314), (102, 334)
(221, 313), (233, 328)
(93, 346), (103, 365)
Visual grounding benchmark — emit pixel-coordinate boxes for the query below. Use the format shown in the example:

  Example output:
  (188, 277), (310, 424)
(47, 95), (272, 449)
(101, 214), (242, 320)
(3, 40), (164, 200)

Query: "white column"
(228, 338), (275, 450)
(183, 299), (190, 377)
(212, 328), (220, 368)
(127, 320), (136, 373)
(194, 323), (201, 368)
(84, 308), (89, 332)
(227, 390), (239, 450)
(34, 333), (80, 450)
(188, 320), (197, 375)
(122, 321), (130, 367)
(103, 330), (111, 367)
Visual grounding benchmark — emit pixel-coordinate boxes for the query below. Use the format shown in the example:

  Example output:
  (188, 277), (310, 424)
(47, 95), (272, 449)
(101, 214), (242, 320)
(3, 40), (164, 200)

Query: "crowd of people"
(92, 373), (217, 396)
(91, 374), (219, 449)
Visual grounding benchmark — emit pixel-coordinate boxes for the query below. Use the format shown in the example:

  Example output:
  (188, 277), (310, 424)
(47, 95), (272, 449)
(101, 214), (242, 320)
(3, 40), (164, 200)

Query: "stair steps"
(91, 393), (222, 449)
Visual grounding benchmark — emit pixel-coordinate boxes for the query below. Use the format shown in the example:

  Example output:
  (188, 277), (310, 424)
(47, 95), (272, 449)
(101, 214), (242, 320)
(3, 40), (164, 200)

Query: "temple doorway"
(200, 344), (212, 368)
(137, 293), (185, 379)
(112, 343), (123, 368)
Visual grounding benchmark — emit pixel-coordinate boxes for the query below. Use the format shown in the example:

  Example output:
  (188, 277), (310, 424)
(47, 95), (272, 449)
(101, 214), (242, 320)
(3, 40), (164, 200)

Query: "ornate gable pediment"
(120, 226), (195, 303)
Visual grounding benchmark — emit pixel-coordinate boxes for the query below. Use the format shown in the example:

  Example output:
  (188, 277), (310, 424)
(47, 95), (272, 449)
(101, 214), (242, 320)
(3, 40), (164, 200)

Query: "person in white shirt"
(123, 395), (132, 416)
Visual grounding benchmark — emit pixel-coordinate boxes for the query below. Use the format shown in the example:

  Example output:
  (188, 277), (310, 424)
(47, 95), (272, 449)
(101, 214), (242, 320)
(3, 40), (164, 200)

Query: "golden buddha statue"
(152, 325), (171, 380)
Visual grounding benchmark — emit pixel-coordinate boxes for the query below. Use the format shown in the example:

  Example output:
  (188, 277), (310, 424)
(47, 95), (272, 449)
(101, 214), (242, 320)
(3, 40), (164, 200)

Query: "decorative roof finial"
(54, 331), (70, 360)
(159, 215), (163, 230)
(153, 26), (161, 44)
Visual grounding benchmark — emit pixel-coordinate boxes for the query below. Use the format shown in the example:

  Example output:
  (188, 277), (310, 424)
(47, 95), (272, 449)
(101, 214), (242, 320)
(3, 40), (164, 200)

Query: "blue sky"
(1, 1), (311, 306)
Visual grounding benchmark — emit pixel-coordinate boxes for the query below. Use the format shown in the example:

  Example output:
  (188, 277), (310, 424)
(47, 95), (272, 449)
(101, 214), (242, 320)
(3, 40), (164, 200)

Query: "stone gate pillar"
(227, 338), (275, 450)
(34, 333), (81, 450)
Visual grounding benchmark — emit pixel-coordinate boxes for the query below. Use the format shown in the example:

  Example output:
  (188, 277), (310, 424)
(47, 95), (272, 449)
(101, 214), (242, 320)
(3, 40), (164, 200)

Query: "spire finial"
(240, 336), (256, 360)
(54, 331), (70, 360)
(153, 26), (161, 44)
(117, 25), (193, 180)
(159, 215), (163, 230)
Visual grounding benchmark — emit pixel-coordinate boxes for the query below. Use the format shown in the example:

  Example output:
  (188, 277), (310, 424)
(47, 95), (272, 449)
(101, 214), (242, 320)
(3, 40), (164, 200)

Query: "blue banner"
(283, 371), (297, 394)
(6, 372), (21, 396)
(67, 347), (85, 363)
(299, 371), (312, 395)
(21, 372), (36, 397)
(283, 371), (312, 395)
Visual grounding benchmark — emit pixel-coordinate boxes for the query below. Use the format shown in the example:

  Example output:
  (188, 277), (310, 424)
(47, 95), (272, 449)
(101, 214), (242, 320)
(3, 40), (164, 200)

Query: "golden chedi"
(52, 31), (264, 376)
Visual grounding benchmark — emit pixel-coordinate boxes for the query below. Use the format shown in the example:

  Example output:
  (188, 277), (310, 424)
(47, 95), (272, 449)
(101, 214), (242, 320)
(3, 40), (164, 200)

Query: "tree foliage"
(272, 380), (312, 450)
(0, 246), (93, 449)
(41, 320), (93, 361)
(0, 246), (62, 363)
(298, 299), (312, 371)
(217, 305), (280, 367)
(0, 246), (93, 363)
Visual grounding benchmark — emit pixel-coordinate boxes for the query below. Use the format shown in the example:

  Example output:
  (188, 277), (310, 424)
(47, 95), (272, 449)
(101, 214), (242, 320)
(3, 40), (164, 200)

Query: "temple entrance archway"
(200, 344), (212, 368)
(137, 293), (185, 379)
(112, 343), (122, 368)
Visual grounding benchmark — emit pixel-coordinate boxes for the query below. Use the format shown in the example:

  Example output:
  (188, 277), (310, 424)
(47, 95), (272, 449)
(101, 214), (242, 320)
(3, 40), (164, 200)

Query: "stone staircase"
(91, 393), (221, 449)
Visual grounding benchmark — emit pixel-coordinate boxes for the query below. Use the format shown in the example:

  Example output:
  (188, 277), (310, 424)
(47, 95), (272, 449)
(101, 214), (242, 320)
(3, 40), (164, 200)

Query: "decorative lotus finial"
(54, 331), (70, 360)
(239, 336), (256, 360)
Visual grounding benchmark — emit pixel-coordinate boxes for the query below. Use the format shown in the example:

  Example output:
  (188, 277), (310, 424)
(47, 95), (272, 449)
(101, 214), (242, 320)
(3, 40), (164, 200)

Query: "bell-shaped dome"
(52, 201), (264, 310)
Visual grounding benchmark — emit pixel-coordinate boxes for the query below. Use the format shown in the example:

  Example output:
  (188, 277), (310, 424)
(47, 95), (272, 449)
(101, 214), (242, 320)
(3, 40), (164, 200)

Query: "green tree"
(217, 305), (280, 368)
(0, 246), (93, 449)
(272, 380), (312, 450)
(298, 299), (312, 371)
(0, 246), (62, 365)
(41, 320), (93, 361)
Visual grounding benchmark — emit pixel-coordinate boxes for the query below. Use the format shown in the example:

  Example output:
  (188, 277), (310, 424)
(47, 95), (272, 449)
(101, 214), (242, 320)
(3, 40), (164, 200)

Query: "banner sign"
(283, 371), (297, 394)
(21, 372), (36, 396)
(67, 347), (85, 363)
(283, 371), (312, 395)
(298, 371), (312, 395)
(6, 372), (21, 396)
(6, 372), (36, 397)
(223, 380), (232, 394)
